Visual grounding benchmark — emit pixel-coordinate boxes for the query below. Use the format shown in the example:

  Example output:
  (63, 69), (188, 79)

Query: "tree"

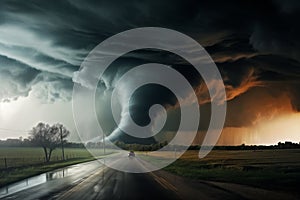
(29, 122), (70, 162)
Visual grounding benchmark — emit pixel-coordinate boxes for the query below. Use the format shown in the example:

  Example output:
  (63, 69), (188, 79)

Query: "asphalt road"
(0, 155), (180, 200)
(0, 154), (298, 200)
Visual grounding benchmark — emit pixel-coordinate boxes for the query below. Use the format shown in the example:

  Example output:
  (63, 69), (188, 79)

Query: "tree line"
(85, 140), (169, 151)
(2, 121), (300, 163)
(188, 141), (300, 150)
(0, 138), (84, 148)
(0, 122), (74, 162)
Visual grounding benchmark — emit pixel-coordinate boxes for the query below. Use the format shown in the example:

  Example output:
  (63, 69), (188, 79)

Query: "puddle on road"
(0, 164), (81, 198)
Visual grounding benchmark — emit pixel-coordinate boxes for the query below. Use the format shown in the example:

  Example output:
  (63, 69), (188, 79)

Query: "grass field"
(163, 149), (300, 194)
(0, 147), (112, 187)
(0, 147), (109, 169)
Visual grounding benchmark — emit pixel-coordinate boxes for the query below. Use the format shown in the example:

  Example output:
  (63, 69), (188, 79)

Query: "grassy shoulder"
(0, 157), (97, 187)
(0, 147), (115, 187)
(162, 149), (300, 194)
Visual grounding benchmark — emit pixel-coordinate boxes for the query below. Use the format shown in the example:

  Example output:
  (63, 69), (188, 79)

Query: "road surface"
(0, 154), (298, 200)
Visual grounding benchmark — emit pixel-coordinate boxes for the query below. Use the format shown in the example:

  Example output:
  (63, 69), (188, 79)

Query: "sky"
(0, 0), (300, 145)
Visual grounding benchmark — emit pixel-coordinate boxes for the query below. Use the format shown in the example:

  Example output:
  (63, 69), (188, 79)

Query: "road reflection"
(0, 163), (82, 198)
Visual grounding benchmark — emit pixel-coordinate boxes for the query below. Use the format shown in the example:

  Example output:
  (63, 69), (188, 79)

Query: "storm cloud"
(0, 0), (300, 143)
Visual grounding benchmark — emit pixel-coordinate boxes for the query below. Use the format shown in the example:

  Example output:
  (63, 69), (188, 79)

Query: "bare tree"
(29, 122), (70, 162)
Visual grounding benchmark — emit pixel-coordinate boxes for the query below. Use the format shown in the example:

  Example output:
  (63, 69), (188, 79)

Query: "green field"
(163, 149), (300, 194)
(0, 147), (112, 187)
(0, 147), (109, 169)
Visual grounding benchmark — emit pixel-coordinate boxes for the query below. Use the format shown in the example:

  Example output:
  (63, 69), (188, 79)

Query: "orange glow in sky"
(217, 112), (300, 145)
(254, 113), (300, 145)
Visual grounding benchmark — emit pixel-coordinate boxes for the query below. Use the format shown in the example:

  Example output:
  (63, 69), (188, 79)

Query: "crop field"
(164, 149), (300, 194)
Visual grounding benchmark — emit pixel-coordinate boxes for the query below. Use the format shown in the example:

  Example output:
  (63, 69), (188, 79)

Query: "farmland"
(0, 147), (111, 187)
(0, 147), (109, 169)
(164, 149), (300, 194)
(1, 147), (85, 168)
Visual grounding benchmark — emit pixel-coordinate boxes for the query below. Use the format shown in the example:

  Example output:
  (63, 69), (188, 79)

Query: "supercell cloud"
(0, 0), (300, 143)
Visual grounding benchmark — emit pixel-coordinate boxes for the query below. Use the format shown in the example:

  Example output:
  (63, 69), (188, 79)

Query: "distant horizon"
(1, 135), (299, 147)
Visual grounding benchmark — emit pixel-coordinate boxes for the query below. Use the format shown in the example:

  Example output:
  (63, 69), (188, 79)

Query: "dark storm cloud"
(0, 54), (73, 102)
(0, 55), (40, 101)
(250, 0), (300, 61)
(221, 54), (300, 112)
(1, 0), (300, 142)
(32, 72), (74, 102)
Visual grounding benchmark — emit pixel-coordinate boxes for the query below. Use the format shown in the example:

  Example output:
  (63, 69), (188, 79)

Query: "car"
(128, 150), (135, 158)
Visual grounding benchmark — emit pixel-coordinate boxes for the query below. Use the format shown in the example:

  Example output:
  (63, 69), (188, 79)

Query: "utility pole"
(60, 125), (65, 160)
(103, 133), (106, 155)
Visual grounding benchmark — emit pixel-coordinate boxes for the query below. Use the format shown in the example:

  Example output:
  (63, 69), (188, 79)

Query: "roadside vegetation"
(164, 149), (300, 195)
(0, 147), (111, 187)
(0, 147), (99, 168)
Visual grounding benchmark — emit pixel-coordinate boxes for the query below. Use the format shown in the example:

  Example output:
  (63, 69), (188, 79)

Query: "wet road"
(0, 160), (104, 199)
(0, 153), (298, 200)
(0, 154), (180, 200)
